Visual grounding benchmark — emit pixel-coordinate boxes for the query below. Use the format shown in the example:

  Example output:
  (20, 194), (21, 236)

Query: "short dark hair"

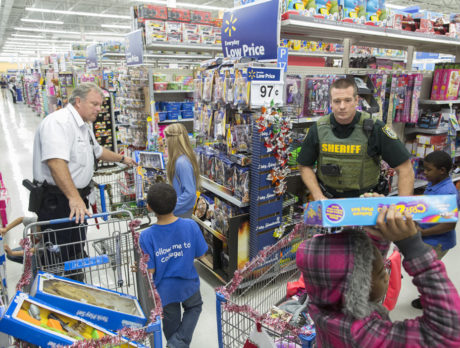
(424, 151), (453, 172)
(330, 78), (358, 97)
(147, 183), (177, 215)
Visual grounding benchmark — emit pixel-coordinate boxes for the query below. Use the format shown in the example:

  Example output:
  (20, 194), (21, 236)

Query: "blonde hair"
(164, 123), (200, 187)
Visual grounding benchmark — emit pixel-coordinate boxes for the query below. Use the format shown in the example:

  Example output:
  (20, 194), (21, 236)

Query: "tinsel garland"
(216, 223), (306, 335)
(255, 107), (293, 195)
(15, 237), (33, 292)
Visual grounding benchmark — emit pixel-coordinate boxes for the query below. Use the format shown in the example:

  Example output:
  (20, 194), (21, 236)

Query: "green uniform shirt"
(297, 111), (410, 169)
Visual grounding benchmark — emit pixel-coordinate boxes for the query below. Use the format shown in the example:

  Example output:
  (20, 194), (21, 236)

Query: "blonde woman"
(164, 123), (200, 218)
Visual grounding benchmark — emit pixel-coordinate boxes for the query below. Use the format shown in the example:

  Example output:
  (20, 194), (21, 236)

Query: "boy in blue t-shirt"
(139, 183), (207, 348)
(412, 150), (459, 309)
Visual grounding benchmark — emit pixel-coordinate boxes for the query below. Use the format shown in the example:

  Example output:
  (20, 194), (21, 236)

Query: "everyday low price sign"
(248, 67), (284, 107)
(221, 0), (280, 61)
(125, 29), (144, 66)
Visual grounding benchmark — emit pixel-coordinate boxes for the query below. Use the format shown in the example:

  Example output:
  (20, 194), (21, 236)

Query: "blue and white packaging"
(30, 272), (146, 331)
(304, 195), (458, 227)
(0, 291), (146, 347)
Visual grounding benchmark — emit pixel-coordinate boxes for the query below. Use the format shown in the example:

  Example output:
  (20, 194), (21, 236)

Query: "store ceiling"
(0, 0), (459, 58)
(0, 0), (229, 55)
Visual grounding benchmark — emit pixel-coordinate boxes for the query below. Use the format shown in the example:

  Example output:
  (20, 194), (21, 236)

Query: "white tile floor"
(1, 94), (460, 347)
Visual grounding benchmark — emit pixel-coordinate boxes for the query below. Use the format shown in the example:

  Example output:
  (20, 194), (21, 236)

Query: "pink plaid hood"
(296, 230), (384, 319)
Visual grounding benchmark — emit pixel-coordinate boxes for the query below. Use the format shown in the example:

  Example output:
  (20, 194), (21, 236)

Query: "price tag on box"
(248, 67), (284, 108)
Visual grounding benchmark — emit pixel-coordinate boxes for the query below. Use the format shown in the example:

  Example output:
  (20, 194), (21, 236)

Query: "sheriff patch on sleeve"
(382, 125), (398, 139)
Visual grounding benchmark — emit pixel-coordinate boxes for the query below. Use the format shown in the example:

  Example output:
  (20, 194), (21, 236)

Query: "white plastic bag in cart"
(243, 323), (276, 348)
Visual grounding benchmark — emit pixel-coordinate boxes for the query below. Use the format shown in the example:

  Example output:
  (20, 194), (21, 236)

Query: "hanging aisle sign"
(248, 67), (284, 107)
(86, 44), (98, 70)
(221, 0), (280, 61)
(125, 29), (144, 66)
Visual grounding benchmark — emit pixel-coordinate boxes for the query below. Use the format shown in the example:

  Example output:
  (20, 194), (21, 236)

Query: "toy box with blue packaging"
(0, 292), (146, 347)
(304, 195), (458, 227)
(30, 272), (147, 332)
(366, 0), (387, 22)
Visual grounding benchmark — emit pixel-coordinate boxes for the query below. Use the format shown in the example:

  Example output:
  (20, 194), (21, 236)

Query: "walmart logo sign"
(247, 68), (281, 82)
(224, 14), (237, 37)
(221, 0), (280, 61)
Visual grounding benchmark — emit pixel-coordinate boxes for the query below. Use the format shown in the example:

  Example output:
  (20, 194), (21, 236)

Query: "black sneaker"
(411, 298), (422, 309)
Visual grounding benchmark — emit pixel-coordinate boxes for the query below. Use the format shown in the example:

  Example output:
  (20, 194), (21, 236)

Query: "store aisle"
(1, 99), (460, 346)
(0, 99), (220, 347)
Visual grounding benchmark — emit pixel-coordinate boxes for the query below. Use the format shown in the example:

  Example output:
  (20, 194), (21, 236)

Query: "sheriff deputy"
(298, 77), (414, 199)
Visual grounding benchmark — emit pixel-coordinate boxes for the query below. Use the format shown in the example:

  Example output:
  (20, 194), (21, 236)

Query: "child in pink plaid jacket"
(296, 205), (460, 348)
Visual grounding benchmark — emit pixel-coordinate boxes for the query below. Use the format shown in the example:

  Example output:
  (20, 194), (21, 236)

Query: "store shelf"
(154, 90), (194, 94)
(419, 99), (460, 105)
(288, 50), (405, 61)
(191, 215), (227, 243)
(404, 127), (449, 135)
(281, 15), (460, 54)
(146, 42), (222, 53)
(388, 178), (428, 196)
(158, 119), (194, 124)
(200, 176), (249, 208)
(291, 116), (322, 123)
(195, 259), (226, 284)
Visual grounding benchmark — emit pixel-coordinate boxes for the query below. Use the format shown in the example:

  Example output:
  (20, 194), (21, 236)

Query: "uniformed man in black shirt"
(298, 78), (414, 199)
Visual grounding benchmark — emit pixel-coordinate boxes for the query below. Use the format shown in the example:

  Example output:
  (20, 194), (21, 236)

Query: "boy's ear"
(146, 204), (152, 212)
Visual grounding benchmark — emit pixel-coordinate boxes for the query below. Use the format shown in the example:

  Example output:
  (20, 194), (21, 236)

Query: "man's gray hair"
(69, 82), (104, 105)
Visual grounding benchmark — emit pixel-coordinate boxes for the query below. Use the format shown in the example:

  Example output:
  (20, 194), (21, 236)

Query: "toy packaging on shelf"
(30, 272), (146, 332)
(304, 195), (458, 227)
(430, 63), (460, 100)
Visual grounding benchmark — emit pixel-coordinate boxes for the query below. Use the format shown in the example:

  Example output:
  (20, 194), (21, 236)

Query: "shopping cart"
(216, 223), (324, 348)
(16, 211), (162, 347)
(91, 165), (153, 227)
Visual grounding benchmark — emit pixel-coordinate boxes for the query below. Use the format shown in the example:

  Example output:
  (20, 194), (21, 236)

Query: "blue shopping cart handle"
(46, 213), (113, 225)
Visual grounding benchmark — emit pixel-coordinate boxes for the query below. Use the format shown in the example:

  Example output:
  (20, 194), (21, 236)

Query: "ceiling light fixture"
(101, 24), (131, 29)
(7, 38), (96, 45)
(15, 27), (80, 34)
(12, 33), (45, 38)
(21, 18), (64, 25)
(86, 32), (128, 37)
(26, 7), (130, 19)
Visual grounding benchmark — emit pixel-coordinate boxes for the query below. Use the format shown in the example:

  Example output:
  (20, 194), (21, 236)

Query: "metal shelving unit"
(281, 15), (460, 69)
(200, 176), (249, 208)
(404, 127), (449, 135)
(419, 99), (460, 105)
(158, 119), (194, 124)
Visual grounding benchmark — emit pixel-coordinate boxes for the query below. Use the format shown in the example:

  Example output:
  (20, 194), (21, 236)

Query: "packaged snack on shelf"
(304, 195), (458, 227)
(30, 272), (146, 331)
(0, 292), (146, 347)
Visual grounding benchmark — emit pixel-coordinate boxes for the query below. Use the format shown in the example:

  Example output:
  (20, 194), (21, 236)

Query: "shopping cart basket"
(16, 211), (162, 347)
(92, 165), (152, 226)
(216, 223), (323, 348)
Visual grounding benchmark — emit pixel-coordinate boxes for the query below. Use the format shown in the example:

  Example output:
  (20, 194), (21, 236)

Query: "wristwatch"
(120, 156), (125, 163)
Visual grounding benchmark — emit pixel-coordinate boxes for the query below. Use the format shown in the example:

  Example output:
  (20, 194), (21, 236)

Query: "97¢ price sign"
(250, 81), (284, 107)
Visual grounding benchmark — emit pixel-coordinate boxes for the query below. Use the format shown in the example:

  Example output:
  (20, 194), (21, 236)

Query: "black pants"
(37, 190), (88, 271)
(9, 89), (16, 103)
